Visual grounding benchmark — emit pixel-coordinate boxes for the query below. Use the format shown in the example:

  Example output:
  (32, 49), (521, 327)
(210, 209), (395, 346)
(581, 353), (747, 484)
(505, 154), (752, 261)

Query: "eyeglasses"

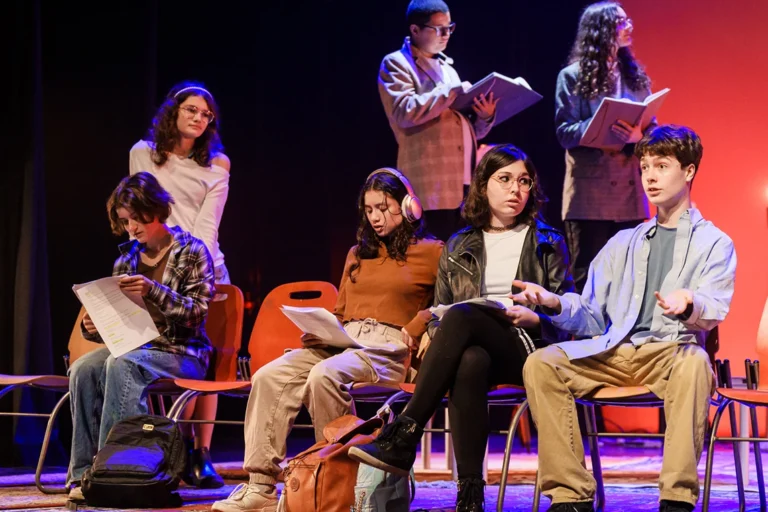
(179, 105), (215, 124)
(420, 22), (456, 37)
(491, 175), (534, 193)
(617, 16), (633, 28)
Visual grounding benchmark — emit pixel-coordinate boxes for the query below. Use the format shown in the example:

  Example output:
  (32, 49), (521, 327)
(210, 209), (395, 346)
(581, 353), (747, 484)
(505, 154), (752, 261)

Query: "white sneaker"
(68, 485), (84, 501)
(212, 483), (278, 512)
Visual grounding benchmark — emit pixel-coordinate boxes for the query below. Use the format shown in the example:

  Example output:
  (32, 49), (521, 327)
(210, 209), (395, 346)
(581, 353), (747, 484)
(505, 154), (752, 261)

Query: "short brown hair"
(107, 172), (175, 235)
(635, 124), (703, 171)
(462, 144), (547, 228)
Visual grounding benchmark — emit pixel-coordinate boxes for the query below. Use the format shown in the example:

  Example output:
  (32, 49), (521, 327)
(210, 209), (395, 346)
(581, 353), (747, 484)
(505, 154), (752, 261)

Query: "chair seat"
(172, 378), (252, 394)
(350, 382), (403, 397)
(398, 382), (527, 399)
(0, 374), (69, 390)
(717, 387), (768, 406)
(580, 385), (661, 405)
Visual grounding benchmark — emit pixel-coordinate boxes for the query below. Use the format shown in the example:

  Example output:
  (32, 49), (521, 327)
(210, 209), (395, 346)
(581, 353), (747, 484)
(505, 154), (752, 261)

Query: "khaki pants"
(523, 341), (714, 506)
(242, 319), (408, 485)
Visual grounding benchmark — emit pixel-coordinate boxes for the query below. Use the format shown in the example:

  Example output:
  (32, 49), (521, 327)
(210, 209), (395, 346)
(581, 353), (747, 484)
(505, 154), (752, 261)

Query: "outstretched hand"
(509, 280), (561, 312)
(655, 289), (694, 316)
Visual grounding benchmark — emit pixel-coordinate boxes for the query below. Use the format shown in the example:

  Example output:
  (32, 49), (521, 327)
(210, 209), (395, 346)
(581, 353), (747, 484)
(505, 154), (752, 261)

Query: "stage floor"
(0, 441), (763, 511)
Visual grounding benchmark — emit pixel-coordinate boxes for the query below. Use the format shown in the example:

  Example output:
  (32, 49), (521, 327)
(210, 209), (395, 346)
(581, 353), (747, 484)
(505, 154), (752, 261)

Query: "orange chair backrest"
(68, 307), (105, 366)
(757, 295), (768, 389)
(246, 281), (338, 375)
(206, 284), (245, 382)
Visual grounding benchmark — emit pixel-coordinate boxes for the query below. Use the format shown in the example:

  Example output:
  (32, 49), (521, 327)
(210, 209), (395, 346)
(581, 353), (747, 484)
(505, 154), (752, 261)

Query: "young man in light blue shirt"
(513, 125), (736, 512)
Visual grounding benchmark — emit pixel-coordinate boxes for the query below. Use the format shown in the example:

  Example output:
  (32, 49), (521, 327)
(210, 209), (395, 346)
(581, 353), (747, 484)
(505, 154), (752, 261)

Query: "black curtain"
(2, 0), (592, 465)
(1, 0), (57, 466)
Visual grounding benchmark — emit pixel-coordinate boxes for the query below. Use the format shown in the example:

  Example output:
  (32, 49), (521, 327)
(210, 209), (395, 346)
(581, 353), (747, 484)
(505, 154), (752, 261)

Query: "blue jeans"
(67, 347), (206, 485)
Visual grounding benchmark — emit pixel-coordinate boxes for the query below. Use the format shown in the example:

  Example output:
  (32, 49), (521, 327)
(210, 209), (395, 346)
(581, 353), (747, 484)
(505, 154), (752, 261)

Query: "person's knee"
(455, 346), (491, 383)
(69, 350), (106, 383)
(522, 346), (561, 386)
(306, 364), (335, 394)
(675, 345), (713, 381)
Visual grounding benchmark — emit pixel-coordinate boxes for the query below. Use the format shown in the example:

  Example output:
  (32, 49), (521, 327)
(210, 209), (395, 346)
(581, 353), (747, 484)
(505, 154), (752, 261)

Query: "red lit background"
(604, 0), (768, 433)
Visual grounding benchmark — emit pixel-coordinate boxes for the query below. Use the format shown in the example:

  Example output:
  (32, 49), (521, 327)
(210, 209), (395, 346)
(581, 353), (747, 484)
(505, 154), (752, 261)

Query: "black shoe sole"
(347, 447), (410, 477)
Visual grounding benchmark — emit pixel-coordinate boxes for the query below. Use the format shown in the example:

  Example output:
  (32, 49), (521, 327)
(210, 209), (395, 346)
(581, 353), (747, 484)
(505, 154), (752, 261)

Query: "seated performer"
(67, 172), (215, 502)
(349, 145), (574, 512)
(516, 125), (736, 512)
(212, 169), (443, 512)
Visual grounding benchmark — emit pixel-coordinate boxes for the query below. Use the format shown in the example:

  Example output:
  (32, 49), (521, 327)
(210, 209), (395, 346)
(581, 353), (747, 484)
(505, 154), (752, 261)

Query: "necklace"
(484, 223), (517, 233)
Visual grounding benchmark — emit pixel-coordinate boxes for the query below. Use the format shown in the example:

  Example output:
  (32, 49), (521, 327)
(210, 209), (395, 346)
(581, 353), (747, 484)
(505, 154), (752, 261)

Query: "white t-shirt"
(129, 140), (229, 268)
(481, 224), (530, 307)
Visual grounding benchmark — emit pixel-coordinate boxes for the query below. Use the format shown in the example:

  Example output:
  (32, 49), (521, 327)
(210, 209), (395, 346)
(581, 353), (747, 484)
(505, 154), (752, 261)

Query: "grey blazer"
(555, 62), (651, 222)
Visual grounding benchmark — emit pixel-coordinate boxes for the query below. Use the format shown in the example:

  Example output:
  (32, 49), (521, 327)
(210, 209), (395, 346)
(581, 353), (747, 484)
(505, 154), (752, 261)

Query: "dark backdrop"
(3, 0), (590, 464)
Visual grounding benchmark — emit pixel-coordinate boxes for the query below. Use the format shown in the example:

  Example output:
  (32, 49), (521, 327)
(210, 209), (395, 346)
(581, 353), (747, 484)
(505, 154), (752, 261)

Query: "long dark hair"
(568, 2), (650, 100)
(462, 144), (547, 229)
(148, 81), (224, 168)
(349, 172), (428, 282)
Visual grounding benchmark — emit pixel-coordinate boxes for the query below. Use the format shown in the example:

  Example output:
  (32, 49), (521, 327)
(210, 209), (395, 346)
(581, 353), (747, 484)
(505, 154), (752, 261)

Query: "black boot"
(348, 415), (422, 477)
(456, 477), (485, 512)
(659, 500), (694, 512)
(547, 502), (595, 512)
(182, 438), (224, 489)
(190, 447), (224, 489)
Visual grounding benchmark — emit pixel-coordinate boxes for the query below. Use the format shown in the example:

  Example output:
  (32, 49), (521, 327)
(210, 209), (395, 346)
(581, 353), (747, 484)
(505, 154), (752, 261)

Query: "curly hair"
(462, 144), (547, 229)
(148, 81), (224, 168)
(107, 172), (175, 236)
(568, 2), (650, 100)
(349, 171), (429, 282)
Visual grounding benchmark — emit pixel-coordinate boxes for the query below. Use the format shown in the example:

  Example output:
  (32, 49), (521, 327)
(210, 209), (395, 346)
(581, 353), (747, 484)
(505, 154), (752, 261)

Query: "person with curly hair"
(129, 81), (230, 489)
(349, 145), (574, 512)
(556, 1), (654, 292)
(212, 170), (443, 512)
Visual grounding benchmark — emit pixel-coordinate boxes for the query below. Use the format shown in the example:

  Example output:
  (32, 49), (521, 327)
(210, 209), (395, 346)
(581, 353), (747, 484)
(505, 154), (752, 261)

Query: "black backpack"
(81, 414), (187, 508)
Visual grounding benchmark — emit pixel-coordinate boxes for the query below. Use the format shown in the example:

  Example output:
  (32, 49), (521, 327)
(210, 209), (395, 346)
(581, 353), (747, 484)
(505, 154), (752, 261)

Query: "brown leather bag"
(280, 414), (384, 512)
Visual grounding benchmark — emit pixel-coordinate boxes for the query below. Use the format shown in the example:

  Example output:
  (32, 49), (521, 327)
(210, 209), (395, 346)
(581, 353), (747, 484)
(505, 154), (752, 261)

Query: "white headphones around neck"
(366, 168), (423, 223)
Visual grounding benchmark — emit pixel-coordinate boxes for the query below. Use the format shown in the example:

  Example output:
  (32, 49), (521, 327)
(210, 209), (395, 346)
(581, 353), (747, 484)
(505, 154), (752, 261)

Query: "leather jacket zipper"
(448, 255), (474, 276)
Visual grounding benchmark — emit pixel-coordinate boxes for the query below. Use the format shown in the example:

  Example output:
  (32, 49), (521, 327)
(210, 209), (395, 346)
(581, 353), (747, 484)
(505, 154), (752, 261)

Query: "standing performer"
(130, 81), (230, 488)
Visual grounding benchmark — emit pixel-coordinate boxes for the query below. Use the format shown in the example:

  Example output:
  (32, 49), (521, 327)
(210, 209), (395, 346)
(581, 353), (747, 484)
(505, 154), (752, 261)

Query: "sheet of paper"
(72, 276), (160, 358)
(280, 306), (362, 349)
(430, 297), (508, 320)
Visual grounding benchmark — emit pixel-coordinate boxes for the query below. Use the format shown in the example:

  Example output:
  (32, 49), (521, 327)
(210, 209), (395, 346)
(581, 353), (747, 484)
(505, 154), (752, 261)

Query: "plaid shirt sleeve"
(143, 238), (215, 329)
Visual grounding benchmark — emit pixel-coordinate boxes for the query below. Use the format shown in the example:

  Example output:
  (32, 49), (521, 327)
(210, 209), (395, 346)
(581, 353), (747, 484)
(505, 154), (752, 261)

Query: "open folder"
(430, 297), (508, 320)
(580, 88), (670, 151)
(452, 72), (543, 126)
(280, 306), (362, 349)
(72, 276), (160, 358)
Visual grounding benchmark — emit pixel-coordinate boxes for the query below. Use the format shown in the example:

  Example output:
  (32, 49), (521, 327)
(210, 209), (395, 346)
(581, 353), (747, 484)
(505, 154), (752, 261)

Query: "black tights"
(402, 304), (530, 479)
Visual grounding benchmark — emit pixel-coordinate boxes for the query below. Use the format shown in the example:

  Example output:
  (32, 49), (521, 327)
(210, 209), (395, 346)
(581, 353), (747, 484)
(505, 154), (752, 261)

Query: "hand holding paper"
(73, 276), (160, 358)
(280, 306), (362, 349)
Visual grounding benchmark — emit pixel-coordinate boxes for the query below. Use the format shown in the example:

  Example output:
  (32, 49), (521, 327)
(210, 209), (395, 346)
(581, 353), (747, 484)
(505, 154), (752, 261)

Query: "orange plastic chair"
(0, 307), (102, 494)
(703, 300), (768, 512)
(168, 281), (337, 419)
(150, 284), (245, 411)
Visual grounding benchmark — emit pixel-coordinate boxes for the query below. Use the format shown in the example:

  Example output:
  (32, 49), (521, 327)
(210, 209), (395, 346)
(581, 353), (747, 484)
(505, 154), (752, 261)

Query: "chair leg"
(703, 399), (730, 512)
(726, 401), (747, 512)
(444, 407), (456, 479)
(532, 469), (541, 512)
(748, 405), (766, 512)
(584, 405), (605, 512)
(497, 400), (529, 512)
(35, 392), (71, 495)
(421, 415), (433, 470)
(168, 390), (199, 421)
(157, 394), (168, 417)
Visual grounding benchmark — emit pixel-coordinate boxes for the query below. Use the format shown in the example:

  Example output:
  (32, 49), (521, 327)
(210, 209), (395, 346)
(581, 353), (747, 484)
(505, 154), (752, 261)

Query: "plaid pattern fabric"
(83, 226), (215, 369)
(379, 38), (493, 211)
